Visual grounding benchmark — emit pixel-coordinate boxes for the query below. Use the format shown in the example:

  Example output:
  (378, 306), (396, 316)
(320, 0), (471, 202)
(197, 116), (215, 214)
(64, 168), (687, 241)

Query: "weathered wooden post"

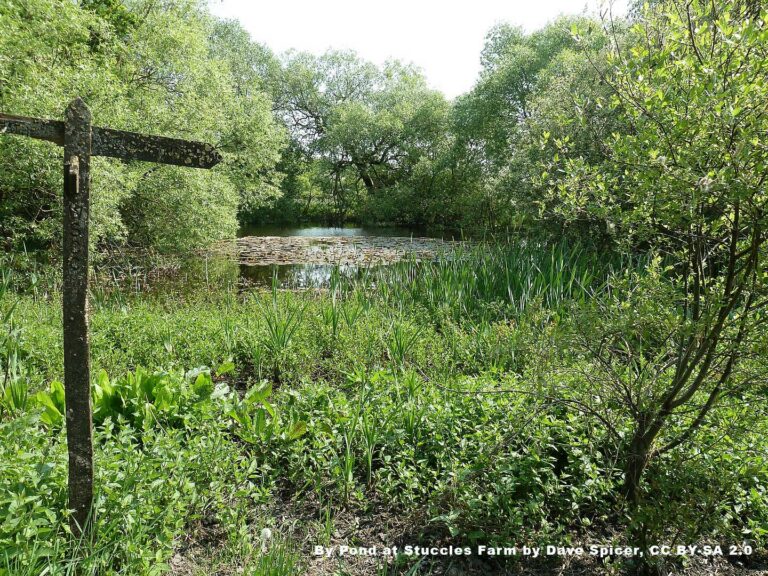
(0, 98), (221, 537)
(62, 98), (95, 534)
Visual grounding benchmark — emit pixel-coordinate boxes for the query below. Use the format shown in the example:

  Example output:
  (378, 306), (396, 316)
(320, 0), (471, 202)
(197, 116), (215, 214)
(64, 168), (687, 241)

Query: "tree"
(208, 19), (287, 219)
(0, 0), (285, 252)
(547, 0), (768, 515)
(452, 18), (619, 233)
(270, 51), (450, 224)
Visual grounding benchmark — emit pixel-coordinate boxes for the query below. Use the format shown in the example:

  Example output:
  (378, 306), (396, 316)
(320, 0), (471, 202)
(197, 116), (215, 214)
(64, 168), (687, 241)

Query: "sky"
(207, 0), (627, 99)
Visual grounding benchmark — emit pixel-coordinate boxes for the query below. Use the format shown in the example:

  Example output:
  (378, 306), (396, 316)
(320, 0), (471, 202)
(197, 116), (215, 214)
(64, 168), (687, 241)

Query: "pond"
(237, 223), (437, 238)
(218, 224), (463, 288)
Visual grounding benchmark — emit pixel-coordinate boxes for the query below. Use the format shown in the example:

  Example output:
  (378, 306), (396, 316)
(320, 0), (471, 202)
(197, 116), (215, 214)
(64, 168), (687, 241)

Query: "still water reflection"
(238, 262), (375, 288)
(235, 224), (458, 288)
(94, 225), (462, 292)
(238, 223), (459, 239)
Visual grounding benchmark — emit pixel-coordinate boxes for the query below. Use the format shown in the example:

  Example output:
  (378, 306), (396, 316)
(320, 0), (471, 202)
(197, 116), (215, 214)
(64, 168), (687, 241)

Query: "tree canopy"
(0, 0), (285, 252)
(1, 0), (766, 259)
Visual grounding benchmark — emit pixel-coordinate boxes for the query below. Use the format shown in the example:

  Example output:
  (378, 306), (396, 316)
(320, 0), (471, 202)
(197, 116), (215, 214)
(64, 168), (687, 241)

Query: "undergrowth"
(0, 243), (765, 575)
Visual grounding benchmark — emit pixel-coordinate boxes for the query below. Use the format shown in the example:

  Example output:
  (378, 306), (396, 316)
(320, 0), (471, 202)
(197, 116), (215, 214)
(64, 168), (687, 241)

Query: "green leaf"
(215, 360), (235, 376)
(287, 420), (308, 440)
(193, 372), (214, 401)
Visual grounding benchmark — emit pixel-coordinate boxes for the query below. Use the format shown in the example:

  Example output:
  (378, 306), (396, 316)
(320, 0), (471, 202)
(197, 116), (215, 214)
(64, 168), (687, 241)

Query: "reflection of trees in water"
(100, 227), (464, 292)
(92, 253), (242, 295)
(239, 263), (367, 289)
(224, 235), (459, 267)
(237, 224), (439, 239)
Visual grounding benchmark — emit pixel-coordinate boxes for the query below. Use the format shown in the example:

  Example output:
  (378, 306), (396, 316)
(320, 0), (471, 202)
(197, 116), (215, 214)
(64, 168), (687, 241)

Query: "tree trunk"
(359, 170), (375, 191)
(622, 431), (653, 505)
(353, 161), (375, 192)
(621, 414), (663, 506)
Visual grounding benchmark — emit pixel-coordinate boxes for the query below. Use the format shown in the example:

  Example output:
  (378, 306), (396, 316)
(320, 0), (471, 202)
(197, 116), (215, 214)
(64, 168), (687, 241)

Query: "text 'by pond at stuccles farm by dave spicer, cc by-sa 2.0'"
(312, 543), (755, 559)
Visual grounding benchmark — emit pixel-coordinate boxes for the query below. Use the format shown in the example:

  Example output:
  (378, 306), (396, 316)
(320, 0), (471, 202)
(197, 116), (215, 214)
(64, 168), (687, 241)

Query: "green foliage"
(34, 381), (65, 428)
(0, 412), (270, 575)
(0, 265), (38, 419)
(1, 241), (767, 573)
(445, 17), (621, 234)
(123, 167), (240, 253)
(30, 366), (227, 434)
(259, 50), (453, 225)
(543, 1), (768, 254)
(385, 321), (422, 369)
(227, 380), (308, 447)
(260, 284), (307, 383)
(535, 4), (768, 553)
(0, 0), (285, 253)
(2, 2), (768, 573)
(91, 367), (220, 429)
(346, 241), (607, 326)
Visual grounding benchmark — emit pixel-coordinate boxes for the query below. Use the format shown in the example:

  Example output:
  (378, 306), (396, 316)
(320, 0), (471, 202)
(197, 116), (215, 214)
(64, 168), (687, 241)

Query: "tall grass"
(260, 273), (306, 383)
(344, 240), (612, 323)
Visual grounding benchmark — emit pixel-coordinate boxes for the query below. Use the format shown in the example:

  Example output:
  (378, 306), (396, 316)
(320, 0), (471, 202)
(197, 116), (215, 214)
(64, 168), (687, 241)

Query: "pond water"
(225, 224), (462, 288)
(238, 223), (437, 239)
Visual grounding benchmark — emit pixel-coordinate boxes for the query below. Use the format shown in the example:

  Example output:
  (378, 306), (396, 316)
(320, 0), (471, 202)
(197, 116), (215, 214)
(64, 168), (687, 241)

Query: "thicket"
(5, 0), (763, 247)
(0, 0), (285, 252)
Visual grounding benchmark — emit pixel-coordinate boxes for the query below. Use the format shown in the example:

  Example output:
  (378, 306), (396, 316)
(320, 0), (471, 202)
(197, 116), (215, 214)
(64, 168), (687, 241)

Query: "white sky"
(207, 0), (627, 99)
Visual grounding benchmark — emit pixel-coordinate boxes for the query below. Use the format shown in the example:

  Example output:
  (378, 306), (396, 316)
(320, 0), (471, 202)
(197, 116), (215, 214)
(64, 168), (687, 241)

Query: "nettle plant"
(543, 0), (768, 516)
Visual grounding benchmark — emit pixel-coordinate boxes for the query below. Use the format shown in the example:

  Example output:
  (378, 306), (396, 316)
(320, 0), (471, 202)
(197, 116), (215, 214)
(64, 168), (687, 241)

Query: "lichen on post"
(62, 97), (95, 536)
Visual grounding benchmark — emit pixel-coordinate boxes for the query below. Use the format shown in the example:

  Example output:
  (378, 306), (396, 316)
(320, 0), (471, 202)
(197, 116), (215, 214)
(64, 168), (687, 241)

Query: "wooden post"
(62, 98), (94, 536)
(1, 101), (221, 538)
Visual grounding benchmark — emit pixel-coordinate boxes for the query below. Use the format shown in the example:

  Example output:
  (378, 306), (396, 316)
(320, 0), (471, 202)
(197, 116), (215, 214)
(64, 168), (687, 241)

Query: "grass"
(349, 240), (605, 324)
(0, 242), (766, 575)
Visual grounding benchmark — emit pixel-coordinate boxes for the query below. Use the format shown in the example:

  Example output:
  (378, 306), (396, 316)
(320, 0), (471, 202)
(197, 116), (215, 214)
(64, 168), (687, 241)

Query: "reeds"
(342, 240), (609, 323)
